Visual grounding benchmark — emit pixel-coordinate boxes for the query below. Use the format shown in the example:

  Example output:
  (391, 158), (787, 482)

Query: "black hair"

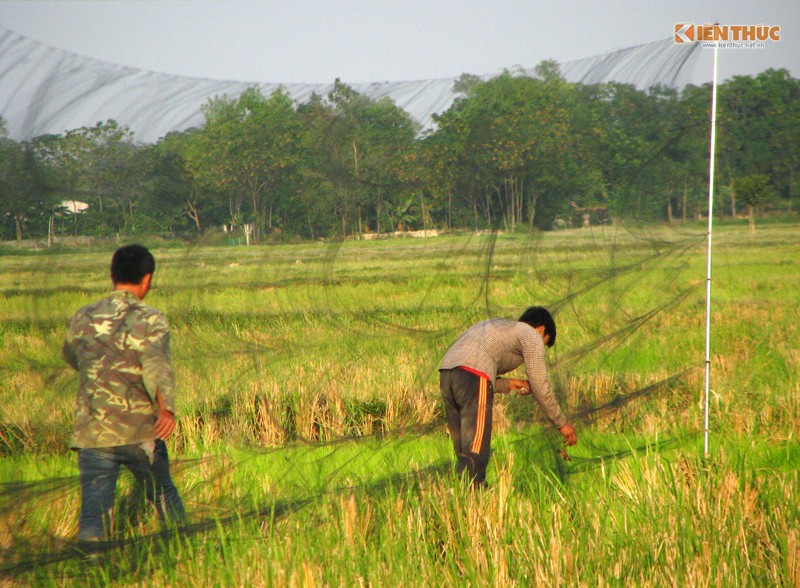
(518, 306), (556, 347)
(111, 244), (155, 285)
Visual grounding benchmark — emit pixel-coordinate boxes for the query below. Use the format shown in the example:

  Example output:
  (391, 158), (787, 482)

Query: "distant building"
(61, 200), (89, 214)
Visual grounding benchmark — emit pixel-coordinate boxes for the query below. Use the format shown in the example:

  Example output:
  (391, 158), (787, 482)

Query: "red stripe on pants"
(470, 376), (488, 454)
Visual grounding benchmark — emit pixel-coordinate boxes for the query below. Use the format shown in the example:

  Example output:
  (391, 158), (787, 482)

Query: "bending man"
(439, 306), (577, 486)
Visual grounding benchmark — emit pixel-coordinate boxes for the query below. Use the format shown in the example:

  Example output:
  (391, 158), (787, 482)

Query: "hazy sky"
(1, 0), (797, 84)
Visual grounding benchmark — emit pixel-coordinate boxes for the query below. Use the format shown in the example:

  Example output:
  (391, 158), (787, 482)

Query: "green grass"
(0, 222), (798, 586)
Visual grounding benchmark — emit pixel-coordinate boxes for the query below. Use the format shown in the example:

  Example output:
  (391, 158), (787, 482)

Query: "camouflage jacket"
(61, 289), (176, 449)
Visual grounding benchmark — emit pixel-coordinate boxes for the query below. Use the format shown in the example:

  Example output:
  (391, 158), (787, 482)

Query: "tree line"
(1, 63), (797, 243)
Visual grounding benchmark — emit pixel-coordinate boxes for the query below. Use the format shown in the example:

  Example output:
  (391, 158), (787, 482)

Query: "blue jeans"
(77, 439), (185, 541)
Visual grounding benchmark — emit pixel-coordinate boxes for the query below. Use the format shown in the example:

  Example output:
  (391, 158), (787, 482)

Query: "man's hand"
(154, 409), (176, 439)
(508, 379), (531, 395)
(154, 388), (176, 439)
(559, 423), (577, 446)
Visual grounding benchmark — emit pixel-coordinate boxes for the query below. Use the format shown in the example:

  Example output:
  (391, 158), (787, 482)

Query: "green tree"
(99, 140), (151, 235)
(432, 65), (595, 230)
(580, 83), (677, 222)
(0, 138), (57, 242)
(31, 120), (140, 236)
(674, 83), (716, 221)
(733, 174), (777, 234)
(150, 130), (224, 235)
(186, 87), (304, 242)
(718, 69), (800, 215)
(300, 81), (416, 236)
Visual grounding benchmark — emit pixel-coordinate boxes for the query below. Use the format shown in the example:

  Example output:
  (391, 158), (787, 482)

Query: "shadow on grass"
(0, 366), (697, 583)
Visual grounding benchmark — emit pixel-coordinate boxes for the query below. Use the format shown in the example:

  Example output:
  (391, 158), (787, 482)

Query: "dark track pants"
(439, 368), (494, 485)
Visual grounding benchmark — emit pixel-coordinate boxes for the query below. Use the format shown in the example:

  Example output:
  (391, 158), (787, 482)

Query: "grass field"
(0, 220), (798, 586)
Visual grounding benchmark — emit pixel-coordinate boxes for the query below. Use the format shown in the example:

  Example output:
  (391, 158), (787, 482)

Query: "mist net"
(0, 28), (710, 581)
(0, 27), (701, 142)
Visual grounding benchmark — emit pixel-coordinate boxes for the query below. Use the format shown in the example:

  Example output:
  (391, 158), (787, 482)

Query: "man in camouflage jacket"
(62, 244), (185, 543)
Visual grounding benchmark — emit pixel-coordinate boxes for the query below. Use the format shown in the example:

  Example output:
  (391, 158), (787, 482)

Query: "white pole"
(703, 42), (719, 457)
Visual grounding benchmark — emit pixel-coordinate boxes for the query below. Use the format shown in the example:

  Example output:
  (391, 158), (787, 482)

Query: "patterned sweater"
(440, 319), (567, 428)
